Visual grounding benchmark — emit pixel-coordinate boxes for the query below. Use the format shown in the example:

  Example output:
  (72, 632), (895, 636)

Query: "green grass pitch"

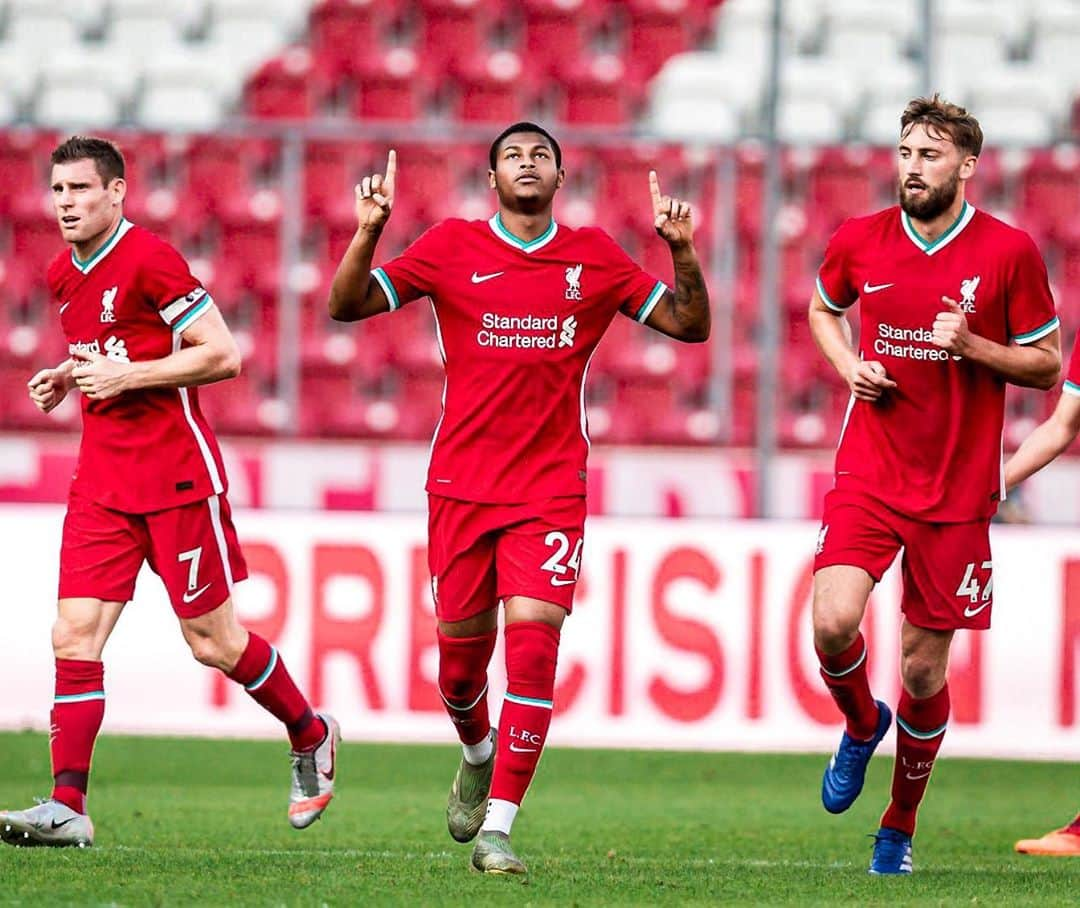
(0, 731), (1076, 905)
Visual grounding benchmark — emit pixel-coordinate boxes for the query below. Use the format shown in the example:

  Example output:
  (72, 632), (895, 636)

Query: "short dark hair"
(900, 95), (983, 157)
(50, 135), (126, 185)
(488, 121), (562, 170)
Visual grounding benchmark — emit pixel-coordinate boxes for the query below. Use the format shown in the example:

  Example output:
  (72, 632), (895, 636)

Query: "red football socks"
(490, 621), (560, 806)
(817, 633), (880, 740)
(437, 629), (497, 747)
(50, 659), (105, 814)
(882, 684), (951, 837)
(228, 633), (324, 752)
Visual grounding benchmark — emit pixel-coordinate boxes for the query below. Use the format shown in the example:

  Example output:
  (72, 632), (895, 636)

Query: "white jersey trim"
(173, 333), (225, 495)
(428, 300), (448, 472)
(207, 494), (235, 592)
(160, 289), (209, 327)
(579, 346), (598, 449)
(1012, 316), (1059, 345)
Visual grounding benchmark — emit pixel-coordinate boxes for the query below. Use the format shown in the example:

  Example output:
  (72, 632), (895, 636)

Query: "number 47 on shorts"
(956, 560), (993, 604)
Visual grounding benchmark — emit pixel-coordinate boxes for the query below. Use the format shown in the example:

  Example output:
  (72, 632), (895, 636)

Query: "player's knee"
(812, 613), (860, 654)
(51, 615), (99, 658)
(900, 655), (945, 699)
(188, 634), (231, 671)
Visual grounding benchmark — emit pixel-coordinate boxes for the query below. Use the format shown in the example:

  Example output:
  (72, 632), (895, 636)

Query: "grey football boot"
(447, 729), (496, 843)
(471, 830), (527, 875)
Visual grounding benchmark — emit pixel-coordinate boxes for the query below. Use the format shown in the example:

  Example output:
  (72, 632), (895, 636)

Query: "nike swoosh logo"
(59, 302), (71, 314)
(862, 282), (894, 294)
(963, 600), (991, 618)
(508, 743), (538, 753)
(550, 577), (577, 587)
(50, 817), (76, 829)
(471, 271), (505, 284)
(905, 771), (932, 781)
(182, 582), (212, 604)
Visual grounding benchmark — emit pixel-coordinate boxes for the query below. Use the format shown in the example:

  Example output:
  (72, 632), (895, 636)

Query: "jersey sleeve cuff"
(816, 276), (849, 313)
(171, 293), (213, 333)
(371, 267), (401, 311)
(634, 280), (668, 323)
(1064, 379), (1080, 397)
(160, 289), (209, 328)
(1012, 316), (1059, 345)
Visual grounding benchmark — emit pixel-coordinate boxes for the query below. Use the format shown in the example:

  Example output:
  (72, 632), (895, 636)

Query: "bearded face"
(898, 165), (961, 220)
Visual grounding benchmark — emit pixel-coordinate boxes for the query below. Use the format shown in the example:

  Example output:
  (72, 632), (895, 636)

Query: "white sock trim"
(482, 798), (519, 836)
(462, 729), (494, 766)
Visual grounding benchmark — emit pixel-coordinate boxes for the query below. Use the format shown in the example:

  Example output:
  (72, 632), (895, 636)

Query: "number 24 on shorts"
(541, 531), (582, 587)
(955, 560), (993, 603)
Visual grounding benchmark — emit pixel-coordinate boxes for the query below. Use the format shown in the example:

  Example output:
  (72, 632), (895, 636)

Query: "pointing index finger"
(649, 170), (662, 211)
(384, 149), (396, 194)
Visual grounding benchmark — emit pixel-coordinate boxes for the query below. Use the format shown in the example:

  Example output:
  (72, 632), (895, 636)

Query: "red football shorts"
(813, 488), (994, 630)
(59, 490), (248, 619)
(427, 494), (587, 622)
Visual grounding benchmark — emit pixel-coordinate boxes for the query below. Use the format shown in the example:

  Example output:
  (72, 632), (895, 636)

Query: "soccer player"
(1003, 339), (1080, 858)
(0, 137), (339, 848)
(327, 122), (710, 874)
(808, 97), (1061, 874)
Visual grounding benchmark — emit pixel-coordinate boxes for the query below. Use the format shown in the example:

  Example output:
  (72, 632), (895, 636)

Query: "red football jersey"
(1064, 329), (1080, 398)
(816, 203), (1058, 521)
(372, 215), (668, 503)
(47, 218), (228, 513)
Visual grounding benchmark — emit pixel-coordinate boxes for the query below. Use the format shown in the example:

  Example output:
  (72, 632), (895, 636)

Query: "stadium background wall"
(2, 505), (1077, 760)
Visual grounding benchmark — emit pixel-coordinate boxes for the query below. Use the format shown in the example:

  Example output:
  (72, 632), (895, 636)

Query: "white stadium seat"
(4, 12), (82, 54)
(134, 84), (223, 131)
(0, 46), (40, 106)
(968, 64), (1067, 120)
(973, 104), (1055, 147)
(45, 46), (142, 107)
(207, 0), (316, 39)
(776, 97), (845, 145)
(650, 52), (765, 122)
(650, 97), (739, 142)
(0, 88), (19, 126)
(36, 84), (121, 129)
(202, 15), (289, 74)
(104, 12), (185, 61)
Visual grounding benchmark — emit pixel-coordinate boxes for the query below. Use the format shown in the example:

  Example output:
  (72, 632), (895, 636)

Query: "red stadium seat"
(625, 0), (692, 87)
(521, 0), (592, 80)
(454, 51), (531, 124)
(309, 0), (402, 79)
(558, 55), (633, 126)
(417, 0), (496, 78)
(1017, 148), (1080, 241)
(245, 49), (322, 120)
(353, 48), (427, 121)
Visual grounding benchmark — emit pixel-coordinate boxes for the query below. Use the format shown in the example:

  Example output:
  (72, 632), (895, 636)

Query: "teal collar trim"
(71, 217), (133, 274)
(900, 202), (975, 256)
(488, 213), (558, 253)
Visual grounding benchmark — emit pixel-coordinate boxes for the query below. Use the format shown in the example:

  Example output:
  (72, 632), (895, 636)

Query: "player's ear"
(959, 155), (977, 181)
(488, 169), (496, 190)
(108, 176), (126, 206)
(555, 168), (565, 189)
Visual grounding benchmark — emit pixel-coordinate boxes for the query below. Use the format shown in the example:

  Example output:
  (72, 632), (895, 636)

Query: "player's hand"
(355, 149), (396, 234)
(71, 348), (131, 400)
(932, 296), (971, 357)
(27, 364), (71, 413)
(649, 170), (694, 248)
(846, 360), (897, 402)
